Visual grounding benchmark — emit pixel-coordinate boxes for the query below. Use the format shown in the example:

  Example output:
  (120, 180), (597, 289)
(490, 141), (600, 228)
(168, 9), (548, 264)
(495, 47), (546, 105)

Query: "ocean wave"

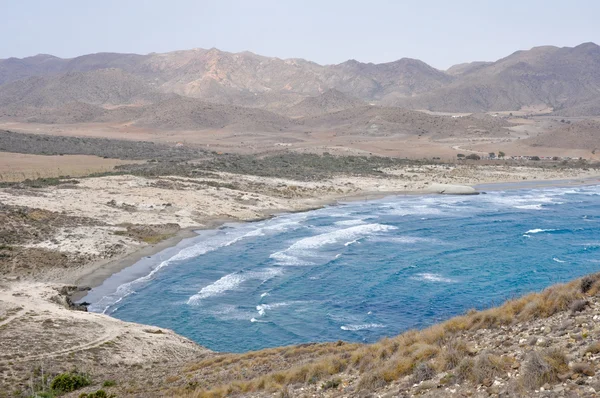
(250, 318), (268, 323)
(256, 302), (290, 316)
(341, 323), (385, 331)
(553, 258), (566, 263)
(411, 273), (456, 283)
(334, 219), (367, 226)
(244, 220), (302, 237)
(525, 228), (556, 234)
(344, 238), (360, 246)
(187, 268), (282, 305)
(514, 204), (544, 210)
(270, 223), (396, 265)
(386, 205), (442, 216)
(377, 236), (438, 244)
(89, 231), (252, 313)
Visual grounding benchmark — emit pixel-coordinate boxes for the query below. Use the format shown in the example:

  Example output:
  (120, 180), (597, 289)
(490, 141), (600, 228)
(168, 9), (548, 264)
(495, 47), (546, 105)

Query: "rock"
(425, 183), (479, 195)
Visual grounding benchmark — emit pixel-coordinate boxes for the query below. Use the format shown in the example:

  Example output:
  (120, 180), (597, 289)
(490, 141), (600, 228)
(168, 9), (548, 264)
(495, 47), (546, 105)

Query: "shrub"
(357, 371), (386, 391)
(580, 275), (597, 293)
(457, 154), (465, 158)
(455, 358), (474, 382)
(585, 342), (600, 354)
(521, 349), (568, 390)
(102, 380), (116, 387)
(412, 362), (436, 383)
(465, 154), (481, 160)
(530, 156), (541, 161)
(570, 299), (588, 312)
(571, 362), (595, 376)
(471, 352), (508, 384)
(438, 339), (469, 371)
(79, 390), (115, 398)
(321, 378), (341, 390)
(50, 372), (91, 393)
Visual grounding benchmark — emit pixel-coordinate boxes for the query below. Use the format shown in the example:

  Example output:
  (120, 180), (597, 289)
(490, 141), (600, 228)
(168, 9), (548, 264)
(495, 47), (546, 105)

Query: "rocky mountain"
(0, 68), (162, 108)
(282, 89), (366, 117)
(446, 61), (493, 76)
(1, 42), (600, 117)
(397, 43), (600, 113)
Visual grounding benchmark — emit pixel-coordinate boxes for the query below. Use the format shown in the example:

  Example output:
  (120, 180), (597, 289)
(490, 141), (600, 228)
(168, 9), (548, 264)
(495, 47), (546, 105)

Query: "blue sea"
(84, 183), (600, 352)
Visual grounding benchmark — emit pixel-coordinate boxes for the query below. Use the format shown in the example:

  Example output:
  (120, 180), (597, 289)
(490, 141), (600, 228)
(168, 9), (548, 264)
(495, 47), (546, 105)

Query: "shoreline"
(73, 173), (600, 304)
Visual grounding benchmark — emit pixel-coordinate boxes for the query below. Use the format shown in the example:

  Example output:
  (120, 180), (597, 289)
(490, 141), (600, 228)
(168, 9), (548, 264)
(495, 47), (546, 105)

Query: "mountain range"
(0, 42), (599, 127)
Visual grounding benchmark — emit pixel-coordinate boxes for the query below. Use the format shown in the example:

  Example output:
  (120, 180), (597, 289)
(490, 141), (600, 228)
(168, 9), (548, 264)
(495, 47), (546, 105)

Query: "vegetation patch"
(49, 372), (92, 393)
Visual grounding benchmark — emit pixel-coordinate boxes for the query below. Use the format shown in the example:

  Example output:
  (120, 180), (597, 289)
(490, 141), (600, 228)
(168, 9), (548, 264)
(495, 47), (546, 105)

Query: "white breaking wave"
(525, 228), (556, 234)
(270, 223), (396, 265)
(341, 323), (385, 331)
(514, 204), (544, 210)
(244, 220), (302, 237)
(90, 230), (255, 313)
(378, 236), (437, 244)
(250, 318), (268, 323)
(187, 268), (282, 305)
(256, 302), (290, 316)
(344, 238), (360, 246)
(334, 219), (367, 226)
(386, 205), (442, 216)
(553, 258), (566, 263)
(412, 273), (457, 283)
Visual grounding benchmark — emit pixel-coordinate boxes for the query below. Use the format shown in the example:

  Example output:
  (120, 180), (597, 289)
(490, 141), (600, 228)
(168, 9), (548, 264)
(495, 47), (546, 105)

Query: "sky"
(1, 0), (598, 69)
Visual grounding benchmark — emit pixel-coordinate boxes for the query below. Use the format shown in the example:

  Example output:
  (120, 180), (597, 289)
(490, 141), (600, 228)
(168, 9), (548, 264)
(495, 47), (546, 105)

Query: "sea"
(83, 183), (600, 353)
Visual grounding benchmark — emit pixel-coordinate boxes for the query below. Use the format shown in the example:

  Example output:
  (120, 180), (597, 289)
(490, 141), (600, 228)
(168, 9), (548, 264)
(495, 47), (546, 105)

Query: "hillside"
(2, 43), (600, 115)
(283, 89), (366, 117)
(396, 43), (600, 114)
(301, 105), (512, 138)
(0, 68), (161, 108)
(126, 96), (296, 131)
(526, 119), (600, 151)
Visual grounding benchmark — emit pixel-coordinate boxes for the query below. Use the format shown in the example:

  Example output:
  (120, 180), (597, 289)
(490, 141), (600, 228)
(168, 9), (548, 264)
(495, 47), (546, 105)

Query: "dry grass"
(172, 272), (600, 397)
(0, 152), (140, 182)
(521, 348), (569, 390)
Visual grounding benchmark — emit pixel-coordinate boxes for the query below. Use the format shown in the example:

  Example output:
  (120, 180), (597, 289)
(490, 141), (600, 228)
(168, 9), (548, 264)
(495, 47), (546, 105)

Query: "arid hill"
(122, 96), (296, 131)
(300, 105), (512, 138)
(396, 43), (600, 114)
(282, 89), (366, 117)
(0, 68), (161, 108)
(2, 43), (598, 116)
(526, 119), (600, 151)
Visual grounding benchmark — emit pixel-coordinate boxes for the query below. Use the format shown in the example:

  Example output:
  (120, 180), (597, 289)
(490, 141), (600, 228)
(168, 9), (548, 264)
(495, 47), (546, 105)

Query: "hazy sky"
(1, 0), (598, 69)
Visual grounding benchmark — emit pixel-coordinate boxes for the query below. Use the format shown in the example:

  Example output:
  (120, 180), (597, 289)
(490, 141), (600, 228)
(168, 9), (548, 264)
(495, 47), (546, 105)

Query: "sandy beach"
(2, 165), (587, 298)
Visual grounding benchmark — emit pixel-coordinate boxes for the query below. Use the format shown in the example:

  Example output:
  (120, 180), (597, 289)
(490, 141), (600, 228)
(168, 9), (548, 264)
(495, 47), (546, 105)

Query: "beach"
(2, 162), (600, 396)
(0, 164), (597, 293)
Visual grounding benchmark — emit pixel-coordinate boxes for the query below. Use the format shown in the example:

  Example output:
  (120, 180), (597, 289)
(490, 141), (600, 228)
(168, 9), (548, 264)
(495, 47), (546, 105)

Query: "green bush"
(79, 390), (114, 398)
(102, 380), (116, 387)
(50, 372), (91, 393)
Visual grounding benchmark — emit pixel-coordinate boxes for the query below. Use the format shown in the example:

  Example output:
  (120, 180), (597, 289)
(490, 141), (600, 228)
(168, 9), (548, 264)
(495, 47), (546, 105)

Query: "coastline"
(73, 174), (600, 304)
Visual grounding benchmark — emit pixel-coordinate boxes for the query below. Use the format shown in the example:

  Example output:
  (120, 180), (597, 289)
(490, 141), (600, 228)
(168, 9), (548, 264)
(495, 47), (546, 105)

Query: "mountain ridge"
(1, 42), (600, 116)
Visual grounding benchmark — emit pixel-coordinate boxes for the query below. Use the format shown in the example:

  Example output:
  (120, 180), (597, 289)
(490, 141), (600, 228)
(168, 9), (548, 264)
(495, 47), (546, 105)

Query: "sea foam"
(270, 223), (396, 265)
(187, 268), (282, 305)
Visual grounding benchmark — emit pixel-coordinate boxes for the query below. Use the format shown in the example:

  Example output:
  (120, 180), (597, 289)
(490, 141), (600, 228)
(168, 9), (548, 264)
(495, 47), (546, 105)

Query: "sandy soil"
(2, 116), (598, 161)
(0, 281), (209, 394)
